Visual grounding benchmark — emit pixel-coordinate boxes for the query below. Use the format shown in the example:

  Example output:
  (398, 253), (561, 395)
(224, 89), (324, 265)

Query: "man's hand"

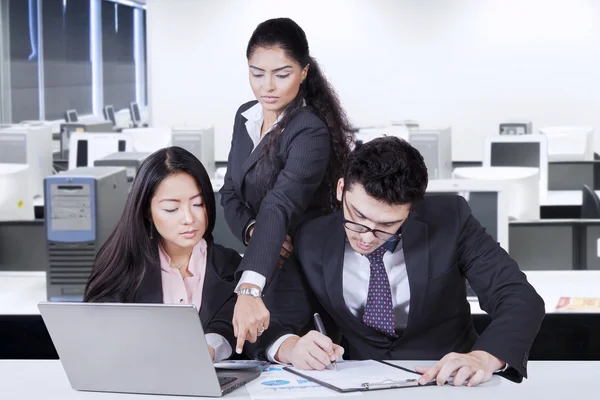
(276, 331), (344, 370)
(416, 351), (505, 387)
(276, 235), (293, 269)
(208, 345), (215, 361)
(232, 284), (270, 354)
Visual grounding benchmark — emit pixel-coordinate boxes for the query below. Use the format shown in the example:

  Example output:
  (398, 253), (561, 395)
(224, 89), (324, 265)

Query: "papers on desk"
(555, 297), (600, 312)
(285, 360), (421, 392)
(244, 365), (361, 399)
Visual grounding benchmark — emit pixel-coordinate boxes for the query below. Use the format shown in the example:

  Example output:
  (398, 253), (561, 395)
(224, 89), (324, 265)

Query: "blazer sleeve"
(204, 295), (237, 351)
(203, 247), (242, 351)
(455, 196), (545, 381)
(220, 108), (256, 242)
(237, 120), (331, 283)
(244, 256), (316, 360)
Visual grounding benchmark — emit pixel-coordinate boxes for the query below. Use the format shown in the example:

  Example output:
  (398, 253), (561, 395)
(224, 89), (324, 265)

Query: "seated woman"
(84, 146), (240, 362)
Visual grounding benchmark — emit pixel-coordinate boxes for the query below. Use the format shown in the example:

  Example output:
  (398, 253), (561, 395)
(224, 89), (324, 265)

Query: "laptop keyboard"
(219, 376), (237, 387)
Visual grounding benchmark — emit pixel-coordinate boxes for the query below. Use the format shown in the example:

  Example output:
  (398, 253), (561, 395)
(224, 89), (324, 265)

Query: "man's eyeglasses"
(342, 219), (401, 242)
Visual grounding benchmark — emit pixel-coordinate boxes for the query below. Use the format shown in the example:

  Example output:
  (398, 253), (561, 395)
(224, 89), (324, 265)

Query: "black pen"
(313, 312), (337, 370)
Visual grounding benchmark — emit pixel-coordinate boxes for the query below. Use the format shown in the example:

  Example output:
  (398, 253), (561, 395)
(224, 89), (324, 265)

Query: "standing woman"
(220, 17), (353, 354)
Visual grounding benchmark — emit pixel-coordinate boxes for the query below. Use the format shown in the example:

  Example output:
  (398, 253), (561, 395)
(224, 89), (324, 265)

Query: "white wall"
(147, 0), (600, 162)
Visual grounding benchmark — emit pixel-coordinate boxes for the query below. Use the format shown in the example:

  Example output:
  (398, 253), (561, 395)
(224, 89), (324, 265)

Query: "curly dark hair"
(247, 17), (353, 209)
(344, 136), (429, 206)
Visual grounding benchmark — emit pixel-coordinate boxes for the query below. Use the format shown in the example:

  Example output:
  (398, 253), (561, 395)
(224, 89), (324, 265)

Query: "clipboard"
(283, 360), (434, 393)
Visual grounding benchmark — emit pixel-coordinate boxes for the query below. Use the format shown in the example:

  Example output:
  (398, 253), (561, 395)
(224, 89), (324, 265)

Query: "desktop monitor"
(58, 121), (115, 157)
(483, 134), (548, 196)
(425, 179), (510, 252)
(103, 105), (116, 127)
(171, 126), (215, 178)
(499, 120), (532, 136)
(355, 125), (410, 147)
(453, 166), (540, 221)
(409, 127), (452, 180)
(539, 126), (594, 162)
(0, 164), (34, 221)
(122, 127), (172, 153)
(0, 123), (53, 198)
(65, 109), (78, 123)
(129, 102), (141, 125)
(68, 132), (133, 170)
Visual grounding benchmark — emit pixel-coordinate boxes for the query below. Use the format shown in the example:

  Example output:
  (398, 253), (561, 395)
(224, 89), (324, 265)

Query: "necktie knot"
(365, 246), (387, 265)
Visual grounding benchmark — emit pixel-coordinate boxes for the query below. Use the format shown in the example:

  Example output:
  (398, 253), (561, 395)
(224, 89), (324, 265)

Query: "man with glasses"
(258, 136), (544, 387)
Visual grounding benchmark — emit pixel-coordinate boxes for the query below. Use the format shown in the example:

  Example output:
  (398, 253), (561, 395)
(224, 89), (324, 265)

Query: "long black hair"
(83, 146), (216, 303)
(247, 17), (353, 209)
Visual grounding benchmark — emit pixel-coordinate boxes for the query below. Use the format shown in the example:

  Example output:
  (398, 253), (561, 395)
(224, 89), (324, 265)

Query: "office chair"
(581, 184), (600, 218)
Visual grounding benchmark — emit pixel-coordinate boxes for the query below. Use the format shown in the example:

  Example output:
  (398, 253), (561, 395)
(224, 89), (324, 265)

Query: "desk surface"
(541, 190), (600, 206)
(2, 271), (600, 316)
(2, 360), (597, 399)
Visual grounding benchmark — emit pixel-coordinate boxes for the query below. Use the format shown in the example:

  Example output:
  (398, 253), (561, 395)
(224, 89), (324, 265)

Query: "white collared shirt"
(342, 240), (411, 331)
(240, 102), (279, 152)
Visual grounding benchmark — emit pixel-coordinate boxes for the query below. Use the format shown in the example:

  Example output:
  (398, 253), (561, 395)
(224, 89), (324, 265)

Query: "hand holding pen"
(274, 313), (344, 370)
(314, 313), (341, 370)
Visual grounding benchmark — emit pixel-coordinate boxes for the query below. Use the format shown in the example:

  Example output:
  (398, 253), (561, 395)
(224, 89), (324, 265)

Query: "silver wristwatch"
(235, 287), (262, 298)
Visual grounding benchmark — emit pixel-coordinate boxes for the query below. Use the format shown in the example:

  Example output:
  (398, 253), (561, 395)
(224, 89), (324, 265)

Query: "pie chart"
(261, 380), (290, 386)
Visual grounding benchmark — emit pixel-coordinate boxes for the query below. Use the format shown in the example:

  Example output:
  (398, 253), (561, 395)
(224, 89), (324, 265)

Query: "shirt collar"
(241, 102), (264, 123)
(382, 237), (401, 252)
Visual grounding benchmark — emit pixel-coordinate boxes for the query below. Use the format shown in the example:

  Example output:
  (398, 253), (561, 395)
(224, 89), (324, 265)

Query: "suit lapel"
(135, 263), (163, 304)
(199, 240), (235, 324)
(401, 212), (430, 335)
(322, 212), (348, 317)
(231, 123), (254, 200)
(239, 135), (266, 185)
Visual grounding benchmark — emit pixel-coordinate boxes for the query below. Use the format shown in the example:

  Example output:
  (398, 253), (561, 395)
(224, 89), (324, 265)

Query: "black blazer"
(289, 195), (545, 383)
(220, 100), (331, 283)
(95, 238), (241, 351)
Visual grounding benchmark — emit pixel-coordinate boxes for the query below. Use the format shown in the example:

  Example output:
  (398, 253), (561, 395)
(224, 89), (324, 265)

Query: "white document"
(245, 365), (361, 399)
(286, 360), (420, 391)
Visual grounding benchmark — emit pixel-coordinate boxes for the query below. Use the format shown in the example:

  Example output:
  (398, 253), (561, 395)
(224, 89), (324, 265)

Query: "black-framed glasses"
(342, 219), (402, 242)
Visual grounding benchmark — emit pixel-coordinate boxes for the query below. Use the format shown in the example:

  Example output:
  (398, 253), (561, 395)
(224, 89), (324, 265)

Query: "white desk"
(541, 190), (600, 206)
(469, 270), (600, 314)
(2, 270), (600, 316)
(2, 360), (597, 399)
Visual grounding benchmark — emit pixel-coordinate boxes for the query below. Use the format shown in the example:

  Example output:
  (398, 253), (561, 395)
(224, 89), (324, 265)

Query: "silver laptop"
(38, 302), (261, 397)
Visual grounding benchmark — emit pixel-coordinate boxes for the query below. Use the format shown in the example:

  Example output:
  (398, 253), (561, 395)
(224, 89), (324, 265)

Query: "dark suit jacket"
(288, 195), (545, 383)
(220, 100), (331, 283)
(95, 238), (241, 351)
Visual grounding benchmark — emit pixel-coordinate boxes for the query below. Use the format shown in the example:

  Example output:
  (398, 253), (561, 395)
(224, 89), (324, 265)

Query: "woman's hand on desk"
(416, 350), (505, 387)
(208, 345), (215, 361)
(233, 287), (270, 354)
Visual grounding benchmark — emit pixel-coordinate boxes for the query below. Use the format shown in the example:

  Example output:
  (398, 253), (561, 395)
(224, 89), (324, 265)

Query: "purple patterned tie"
(362, 246), (396, 336)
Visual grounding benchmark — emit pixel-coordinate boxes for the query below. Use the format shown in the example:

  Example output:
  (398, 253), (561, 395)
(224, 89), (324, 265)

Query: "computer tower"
(94, 151), (150, 187)
(44, 166), (128, 301)
(171, 126), (215, 178)
(409, 127), (452, 180)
